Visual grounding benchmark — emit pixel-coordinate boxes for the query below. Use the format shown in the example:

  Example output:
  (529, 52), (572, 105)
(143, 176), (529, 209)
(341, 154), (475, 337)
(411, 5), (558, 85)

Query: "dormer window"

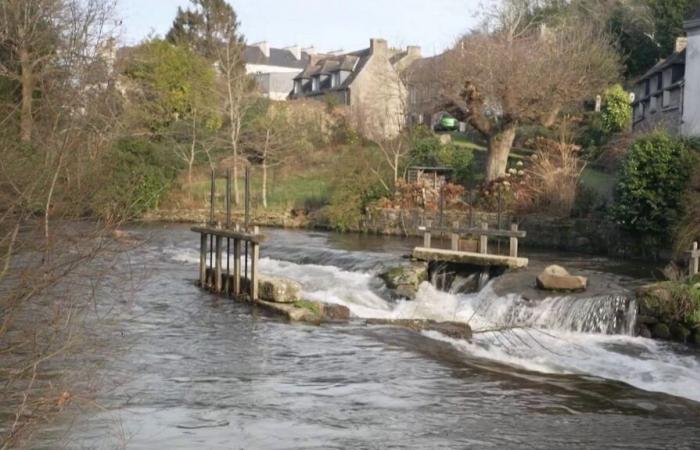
(294, 80), (302, 95)
(312, 76), (319, 91)
(331, 72), (340, 88)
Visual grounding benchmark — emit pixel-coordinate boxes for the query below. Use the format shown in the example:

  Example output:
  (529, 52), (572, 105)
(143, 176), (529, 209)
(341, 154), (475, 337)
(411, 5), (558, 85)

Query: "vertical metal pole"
(209, 169), (215, 272)
(497, 189), (503, 254)
(244, 166), (251, 232)
(244, 166), (250, 288)
(226, 170), (231, 294)
(251, 226), (260, 300)
(215, 235), (223, 293)
(233, 233), (241, 296)
(210, 169), (216, 225)
(469, 189), (475, 228)
(439, 186), (445, 227)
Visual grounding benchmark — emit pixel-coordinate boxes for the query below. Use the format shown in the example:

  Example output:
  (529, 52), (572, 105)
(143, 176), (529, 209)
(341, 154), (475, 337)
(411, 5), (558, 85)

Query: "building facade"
(244, 42), (315, 101)
(291, 39), (422, 138)
(632, 9), (700, 137)
(683, 10), (700, 136)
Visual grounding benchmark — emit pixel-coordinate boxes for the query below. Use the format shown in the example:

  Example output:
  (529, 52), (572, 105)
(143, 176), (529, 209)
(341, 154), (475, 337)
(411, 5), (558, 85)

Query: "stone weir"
(192, 225), (472, 339)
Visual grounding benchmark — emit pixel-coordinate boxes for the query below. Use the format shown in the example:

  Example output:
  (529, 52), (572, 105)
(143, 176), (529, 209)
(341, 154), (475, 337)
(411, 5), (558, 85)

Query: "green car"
(435, 114), (458, 132)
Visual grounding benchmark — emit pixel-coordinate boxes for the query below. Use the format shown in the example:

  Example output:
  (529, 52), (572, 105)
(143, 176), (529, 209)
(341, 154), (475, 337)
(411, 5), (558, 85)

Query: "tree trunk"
(19, 48), (33, 144)
(485, 125), (517, 182)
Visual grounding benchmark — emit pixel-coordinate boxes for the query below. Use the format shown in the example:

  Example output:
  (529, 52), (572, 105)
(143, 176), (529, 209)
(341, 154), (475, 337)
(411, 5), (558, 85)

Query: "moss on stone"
(651, 323), (671, 340)
(293, 300), (322, 317)
(638, 281), (700, 326)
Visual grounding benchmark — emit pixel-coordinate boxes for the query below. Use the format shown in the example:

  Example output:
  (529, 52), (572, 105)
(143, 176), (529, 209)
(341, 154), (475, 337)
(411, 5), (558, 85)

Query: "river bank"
(142, 205), (662, 260)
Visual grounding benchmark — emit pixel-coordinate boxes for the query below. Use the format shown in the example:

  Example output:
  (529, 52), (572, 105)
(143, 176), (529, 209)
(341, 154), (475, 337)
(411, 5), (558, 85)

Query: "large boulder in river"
(258, 276), (302, 303)
(379, 263), (428, 299)
(536, 265), (587, 292)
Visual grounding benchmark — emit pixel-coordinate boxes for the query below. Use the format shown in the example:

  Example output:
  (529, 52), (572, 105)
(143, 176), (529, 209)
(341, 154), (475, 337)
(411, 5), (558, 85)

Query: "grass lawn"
(180, 165), (330, 214)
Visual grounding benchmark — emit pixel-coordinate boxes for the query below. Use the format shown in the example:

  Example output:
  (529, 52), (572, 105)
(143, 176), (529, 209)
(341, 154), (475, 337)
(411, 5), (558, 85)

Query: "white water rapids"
(170, 247), (700, 403)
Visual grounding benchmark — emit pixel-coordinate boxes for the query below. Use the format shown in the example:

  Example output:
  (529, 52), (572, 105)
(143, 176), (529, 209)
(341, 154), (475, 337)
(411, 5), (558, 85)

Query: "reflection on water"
(30, 225), (700, 449)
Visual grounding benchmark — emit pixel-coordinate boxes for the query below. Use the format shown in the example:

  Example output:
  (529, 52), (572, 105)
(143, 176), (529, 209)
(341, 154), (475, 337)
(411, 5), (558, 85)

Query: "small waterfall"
(460, 291), (638, 335)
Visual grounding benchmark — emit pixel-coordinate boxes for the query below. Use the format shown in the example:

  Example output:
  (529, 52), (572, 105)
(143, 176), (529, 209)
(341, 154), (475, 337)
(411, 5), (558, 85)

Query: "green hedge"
(611, 133), (693, 243)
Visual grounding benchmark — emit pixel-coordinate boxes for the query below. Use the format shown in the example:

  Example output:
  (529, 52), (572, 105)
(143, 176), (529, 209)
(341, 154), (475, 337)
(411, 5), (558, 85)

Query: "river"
(32, 225), (700, 449)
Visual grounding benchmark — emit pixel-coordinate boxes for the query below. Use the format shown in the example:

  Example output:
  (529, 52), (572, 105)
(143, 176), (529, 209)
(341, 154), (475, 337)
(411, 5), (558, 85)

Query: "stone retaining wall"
(364, 208), (650, 259)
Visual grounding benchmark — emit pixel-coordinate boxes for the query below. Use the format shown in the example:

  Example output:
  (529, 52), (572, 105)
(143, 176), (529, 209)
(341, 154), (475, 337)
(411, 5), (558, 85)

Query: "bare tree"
(216, 37), (255, 205)
(0, 1), (123, 446)
(437, 0), (620, 181)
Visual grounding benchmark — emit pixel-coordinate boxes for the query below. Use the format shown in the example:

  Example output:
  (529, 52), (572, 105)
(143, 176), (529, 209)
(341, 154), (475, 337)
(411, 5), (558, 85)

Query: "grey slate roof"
(244, 46), (310, 69)
(637, 49), (686, 82)
(294, 49), (369, 91)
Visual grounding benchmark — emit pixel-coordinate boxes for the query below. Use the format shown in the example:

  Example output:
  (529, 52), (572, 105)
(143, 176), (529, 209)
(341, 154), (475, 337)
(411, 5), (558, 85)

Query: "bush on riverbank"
(637, 279), (700, 343)
(93, 137), (181, 220)
(611, 133), (693, 249)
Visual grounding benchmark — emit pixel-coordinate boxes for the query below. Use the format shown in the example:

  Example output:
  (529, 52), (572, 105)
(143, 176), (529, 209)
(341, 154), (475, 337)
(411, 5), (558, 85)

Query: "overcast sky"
(117, 0), (482, 56)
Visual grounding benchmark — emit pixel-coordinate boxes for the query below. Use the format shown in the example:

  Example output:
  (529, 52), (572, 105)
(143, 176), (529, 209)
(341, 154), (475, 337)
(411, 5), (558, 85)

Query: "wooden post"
(451, 221), (459, 251)
(479, 222), (488, 254)
(215, 235), (223, 293)
(250, 226), (260, 300)
(233, 224), (241, 296)
(689, 241), (699, 277)
(199, 232), (207, 287)
(424, 220), (432, 248)
(509, 223), (519, 258)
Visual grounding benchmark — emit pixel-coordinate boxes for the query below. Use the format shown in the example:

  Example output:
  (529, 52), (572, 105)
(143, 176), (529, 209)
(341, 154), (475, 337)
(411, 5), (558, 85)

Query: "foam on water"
(167, 247), (700, 403)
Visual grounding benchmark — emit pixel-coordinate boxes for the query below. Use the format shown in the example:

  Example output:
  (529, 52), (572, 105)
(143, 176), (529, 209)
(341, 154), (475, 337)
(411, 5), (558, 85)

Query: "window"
(294, 80), (301, 95)
(312, 76), (319, 91)
(331, 72), (340, 88)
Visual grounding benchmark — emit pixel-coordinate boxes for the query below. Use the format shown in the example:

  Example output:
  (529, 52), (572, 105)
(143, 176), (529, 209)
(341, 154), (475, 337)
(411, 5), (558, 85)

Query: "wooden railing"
(418, 220), (526, 258)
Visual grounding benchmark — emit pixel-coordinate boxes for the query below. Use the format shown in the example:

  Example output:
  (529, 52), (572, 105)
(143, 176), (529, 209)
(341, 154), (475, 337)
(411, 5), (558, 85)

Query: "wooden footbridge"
(193, 168), (264, 300)
(413, 220), (528, 269)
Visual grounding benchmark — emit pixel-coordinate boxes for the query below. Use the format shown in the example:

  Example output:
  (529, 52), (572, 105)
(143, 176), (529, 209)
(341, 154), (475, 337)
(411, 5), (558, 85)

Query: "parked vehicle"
(433, 113), (458, 132)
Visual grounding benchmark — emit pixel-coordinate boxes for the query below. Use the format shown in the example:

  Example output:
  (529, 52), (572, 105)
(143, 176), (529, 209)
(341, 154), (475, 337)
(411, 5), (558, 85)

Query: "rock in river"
(536, 265), (587, 292)
(379, 263), (428, 299)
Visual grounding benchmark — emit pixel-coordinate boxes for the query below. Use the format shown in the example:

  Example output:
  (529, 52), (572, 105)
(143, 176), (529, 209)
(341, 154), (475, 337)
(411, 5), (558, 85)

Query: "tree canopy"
(167, 0), (243, 59)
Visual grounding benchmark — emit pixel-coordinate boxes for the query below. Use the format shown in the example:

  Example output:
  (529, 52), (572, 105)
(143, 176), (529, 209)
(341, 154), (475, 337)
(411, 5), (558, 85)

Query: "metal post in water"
(439, 186), (445, 228)
(209, 169), (215, 271)
(226, 169), (231, 293)
(244, 166), (250, 289)
(244, 166), (251, 232)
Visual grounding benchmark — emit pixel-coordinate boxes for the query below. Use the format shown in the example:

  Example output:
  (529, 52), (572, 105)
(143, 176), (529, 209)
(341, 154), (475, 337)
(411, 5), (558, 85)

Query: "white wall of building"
(683, 27), (700, 136)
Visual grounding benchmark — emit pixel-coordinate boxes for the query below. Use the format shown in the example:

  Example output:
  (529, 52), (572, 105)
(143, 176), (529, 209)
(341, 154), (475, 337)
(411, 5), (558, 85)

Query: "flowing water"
(31, 225), (700, 449)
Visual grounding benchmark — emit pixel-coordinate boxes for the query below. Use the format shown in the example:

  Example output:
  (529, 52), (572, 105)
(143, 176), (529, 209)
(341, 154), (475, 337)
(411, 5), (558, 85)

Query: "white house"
(244, 42), (316, 101)
(683, 9), (700, 136)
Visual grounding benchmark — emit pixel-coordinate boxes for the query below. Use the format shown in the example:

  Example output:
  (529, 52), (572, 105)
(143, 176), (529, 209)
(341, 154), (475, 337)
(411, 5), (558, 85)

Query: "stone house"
(290, 38), (422, 138)
(632, 8), (700, 136)
(244, 42), (316, 101)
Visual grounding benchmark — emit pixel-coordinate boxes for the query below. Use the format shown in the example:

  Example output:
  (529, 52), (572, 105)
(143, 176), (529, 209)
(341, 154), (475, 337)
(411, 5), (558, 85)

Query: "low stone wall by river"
(364, 208), (648, 258)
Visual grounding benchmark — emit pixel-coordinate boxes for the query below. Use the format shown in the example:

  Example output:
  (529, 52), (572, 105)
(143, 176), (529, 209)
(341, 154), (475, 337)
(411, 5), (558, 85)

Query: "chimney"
(676, 37), (688, 53)
(284, 45), (301, 60)
(370, 38), (388, 56)
(252, 41), (270, 58)
(302, 46), (317, 55)
(407, 45), (421, 59)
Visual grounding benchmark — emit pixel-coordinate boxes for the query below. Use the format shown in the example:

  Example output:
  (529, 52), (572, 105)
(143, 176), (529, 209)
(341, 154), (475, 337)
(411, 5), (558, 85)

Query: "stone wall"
(363, 207), (502, 237)
(364, 208), (650, 258)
